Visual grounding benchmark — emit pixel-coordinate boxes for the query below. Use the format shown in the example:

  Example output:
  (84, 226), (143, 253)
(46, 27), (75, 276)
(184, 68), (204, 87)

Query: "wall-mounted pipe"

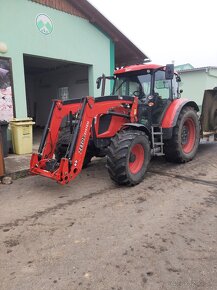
(0, 129), (5, 177)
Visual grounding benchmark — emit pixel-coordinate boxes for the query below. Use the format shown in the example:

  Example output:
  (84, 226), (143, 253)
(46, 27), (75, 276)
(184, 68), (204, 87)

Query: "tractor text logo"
(78, 121), (90, 154)
(36, 14), (53, 35)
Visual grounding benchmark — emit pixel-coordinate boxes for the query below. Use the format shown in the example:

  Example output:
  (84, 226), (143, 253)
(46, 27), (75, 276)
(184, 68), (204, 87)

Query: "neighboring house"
(175, 63), (194, 71)
(0, 0), (149, 126)
(175, 65), (217, 110)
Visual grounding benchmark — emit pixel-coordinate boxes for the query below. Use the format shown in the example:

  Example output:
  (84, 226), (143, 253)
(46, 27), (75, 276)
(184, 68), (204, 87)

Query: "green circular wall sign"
(36, 14), (53, 35)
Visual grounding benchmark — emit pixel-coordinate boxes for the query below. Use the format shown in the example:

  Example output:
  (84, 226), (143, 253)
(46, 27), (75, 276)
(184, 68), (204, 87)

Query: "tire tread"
(107, 130), (150, 186)
(164, 107), (200, 163)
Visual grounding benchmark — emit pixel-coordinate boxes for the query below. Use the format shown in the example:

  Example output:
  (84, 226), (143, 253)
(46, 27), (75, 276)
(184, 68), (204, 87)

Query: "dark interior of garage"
(23, 54), (89, 128)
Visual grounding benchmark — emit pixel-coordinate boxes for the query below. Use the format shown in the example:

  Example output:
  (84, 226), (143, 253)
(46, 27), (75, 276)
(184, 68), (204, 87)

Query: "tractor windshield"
(113, 71), (152, 99)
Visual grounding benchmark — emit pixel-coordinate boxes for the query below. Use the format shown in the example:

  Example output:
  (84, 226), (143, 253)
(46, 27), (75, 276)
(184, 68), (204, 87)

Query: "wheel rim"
(181, 118), (196, 154)
(129, 144), (145, 174)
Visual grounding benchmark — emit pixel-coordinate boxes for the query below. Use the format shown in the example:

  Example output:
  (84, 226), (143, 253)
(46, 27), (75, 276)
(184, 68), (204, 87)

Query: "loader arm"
(30, 96), (138, 184)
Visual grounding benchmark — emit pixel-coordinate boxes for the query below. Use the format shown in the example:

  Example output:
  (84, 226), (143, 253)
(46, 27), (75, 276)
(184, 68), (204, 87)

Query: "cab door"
(151, 70), (173, 125)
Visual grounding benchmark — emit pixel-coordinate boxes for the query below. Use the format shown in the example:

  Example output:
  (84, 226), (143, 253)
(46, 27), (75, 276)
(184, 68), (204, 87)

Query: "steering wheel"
(132, 91), (141, 97)
(132, 90), (146, 99)
(132, 90), (140, 97)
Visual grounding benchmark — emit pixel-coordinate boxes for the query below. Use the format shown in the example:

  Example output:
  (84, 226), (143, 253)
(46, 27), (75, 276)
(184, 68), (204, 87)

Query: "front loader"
(30, 63), (217, 185)
(30, 95), (139, 184)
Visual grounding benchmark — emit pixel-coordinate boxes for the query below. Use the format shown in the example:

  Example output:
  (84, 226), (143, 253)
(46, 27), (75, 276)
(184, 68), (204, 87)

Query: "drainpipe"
(0, 128), (5, 177)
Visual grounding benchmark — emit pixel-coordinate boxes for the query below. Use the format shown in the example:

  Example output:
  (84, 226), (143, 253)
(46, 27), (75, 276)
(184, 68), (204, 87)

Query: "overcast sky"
(88, 0), (217, 68)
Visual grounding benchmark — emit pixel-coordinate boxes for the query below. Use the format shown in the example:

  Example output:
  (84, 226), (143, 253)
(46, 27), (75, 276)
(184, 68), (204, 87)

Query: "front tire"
(55, 127), (93, 168)
(107, 130), (150, 186)
(164, 107), (200, 163)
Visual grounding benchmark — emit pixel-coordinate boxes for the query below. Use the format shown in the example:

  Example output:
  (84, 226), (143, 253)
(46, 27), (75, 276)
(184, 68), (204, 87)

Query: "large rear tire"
(164, 107), (200, 163)
(107, 130), (150, 186)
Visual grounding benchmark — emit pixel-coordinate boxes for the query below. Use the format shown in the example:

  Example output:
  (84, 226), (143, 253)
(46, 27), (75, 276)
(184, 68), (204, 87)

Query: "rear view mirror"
(176, 75), (181, 82)
(165, 64), (174, 80)
(96, 77), (102, 89)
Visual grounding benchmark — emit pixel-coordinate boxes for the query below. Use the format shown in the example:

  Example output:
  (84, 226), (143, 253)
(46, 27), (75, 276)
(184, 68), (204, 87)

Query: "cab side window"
(154, 70), (171, 100)
(172, 75), (179, 99)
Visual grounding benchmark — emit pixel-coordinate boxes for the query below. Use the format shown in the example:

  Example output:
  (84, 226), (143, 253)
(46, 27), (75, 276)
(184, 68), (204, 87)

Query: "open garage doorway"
(23, 54), (89, 147)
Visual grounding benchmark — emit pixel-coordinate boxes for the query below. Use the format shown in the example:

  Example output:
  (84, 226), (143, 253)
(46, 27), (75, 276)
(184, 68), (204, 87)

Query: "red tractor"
(30, 63), (201, 185)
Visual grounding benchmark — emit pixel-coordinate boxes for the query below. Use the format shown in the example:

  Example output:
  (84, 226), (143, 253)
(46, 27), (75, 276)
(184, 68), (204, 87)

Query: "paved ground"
(4, 127), (41, 176)
(0, 142), (217, 290)
(4, 154), (31, 176)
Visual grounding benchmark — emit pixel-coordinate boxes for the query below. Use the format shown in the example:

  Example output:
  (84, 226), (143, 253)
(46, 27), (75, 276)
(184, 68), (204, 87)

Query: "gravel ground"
(0, 142), (217, 290)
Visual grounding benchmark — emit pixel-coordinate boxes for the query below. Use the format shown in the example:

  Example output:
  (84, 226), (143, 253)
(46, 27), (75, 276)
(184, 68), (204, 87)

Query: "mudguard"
(161, 99), (199, 128)
(122, 123), (150, 136)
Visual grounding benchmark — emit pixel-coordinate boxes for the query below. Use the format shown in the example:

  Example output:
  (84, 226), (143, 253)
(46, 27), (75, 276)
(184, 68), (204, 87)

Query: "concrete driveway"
(0, 142), (217, 290)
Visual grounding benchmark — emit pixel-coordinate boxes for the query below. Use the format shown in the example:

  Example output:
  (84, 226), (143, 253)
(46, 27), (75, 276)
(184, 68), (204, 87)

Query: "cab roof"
(114, 64), (162, 75)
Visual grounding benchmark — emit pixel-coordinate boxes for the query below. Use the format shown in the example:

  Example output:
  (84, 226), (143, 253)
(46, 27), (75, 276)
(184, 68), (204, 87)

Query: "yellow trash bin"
(10, 118), (35, 154)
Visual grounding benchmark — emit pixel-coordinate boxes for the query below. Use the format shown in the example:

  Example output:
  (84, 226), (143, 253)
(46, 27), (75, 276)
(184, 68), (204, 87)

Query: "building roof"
(175, 63), (194, 71)
(32, 0), (150, 66)
(70, 0), (150, 67)
(178, 66), (217, 73)
(32, 0), (149, 66)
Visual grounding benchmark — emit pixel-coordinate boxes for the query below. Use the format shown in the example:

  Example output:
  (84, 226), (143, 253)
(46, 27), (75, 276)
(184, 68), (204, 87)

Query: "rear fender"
(161, 99), (199, 128)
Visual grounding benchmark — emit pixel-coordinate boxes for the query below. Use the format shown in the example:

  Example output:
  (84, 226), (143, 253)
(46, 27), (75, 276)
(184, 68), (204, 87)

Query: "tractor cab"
(97, 64), (181, 127)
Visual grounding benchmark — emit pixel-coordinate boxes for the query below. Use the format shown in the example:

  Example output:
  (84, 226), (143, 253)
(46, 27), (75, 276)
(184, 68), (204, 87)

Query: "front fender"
(161, 99), (199, 128)
(122, 123), (151, 137)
